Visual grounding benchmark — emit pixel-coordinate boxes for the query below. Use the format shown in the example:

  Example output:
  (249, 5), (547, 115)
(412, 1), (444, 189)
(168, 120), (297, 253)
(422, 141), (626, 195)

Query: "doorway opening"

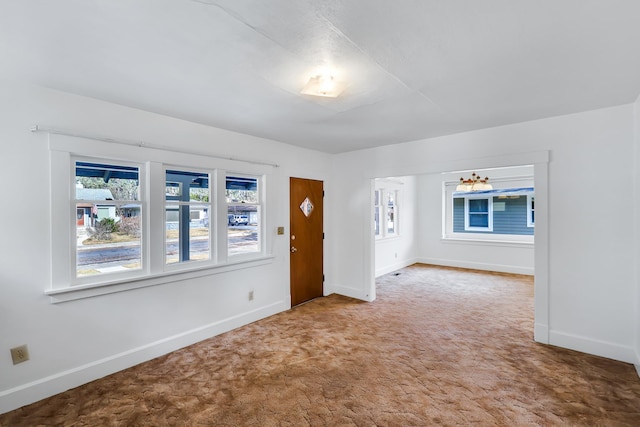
(370, 157), (549, 345)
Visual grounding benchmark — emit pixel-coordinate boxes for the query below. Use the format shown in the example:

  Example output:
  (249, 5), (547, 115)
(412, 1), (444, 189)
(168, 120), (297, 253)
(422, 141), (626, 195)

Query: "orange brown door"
(289, 177), (324, 306)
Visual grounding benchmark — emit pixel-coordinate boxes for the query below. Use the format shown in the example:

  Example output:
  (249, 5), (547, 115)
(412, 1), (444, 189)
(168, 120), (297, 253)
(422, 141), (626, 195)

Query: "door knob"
(290, 246), (298, 253)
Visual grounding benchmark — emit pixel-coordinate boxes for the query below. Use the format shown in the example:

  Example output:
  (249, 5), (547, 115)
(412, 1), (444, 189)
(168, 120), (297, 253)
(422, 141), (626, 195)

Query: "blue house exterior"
(453, 187), (534, 235)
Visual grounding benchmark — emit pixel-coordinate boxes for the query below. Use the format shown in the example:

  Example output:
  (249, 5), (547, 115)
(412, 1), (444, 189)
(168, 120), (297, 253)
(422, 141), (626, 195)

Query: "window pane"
(387, 192), (395, 206)
(226, 176), (258, 203)
(386, 192), (396, 234)
(374, 206), (380, 235)
(166, 205), (210, 264)
(468, 199), (488, 213)
(76, 204), (142, 277)
(228, 205), (259, 255)
(165, 170), (210, 265)
(387, 205), (395, 233)
(166, 170), (209, 201)
(531, 197), (535, 223)
(469, 213), (489, 228)
(75, 162), (139, 201)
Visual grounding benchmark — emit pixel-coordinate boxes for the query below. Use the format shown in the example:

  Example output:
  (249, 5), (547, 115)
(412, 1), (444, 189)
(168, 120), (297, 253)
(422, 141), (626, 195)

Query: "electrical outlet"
(277, 226), (285, 235)
(248, 290), (254, 301)
(10, 345), (29, 365)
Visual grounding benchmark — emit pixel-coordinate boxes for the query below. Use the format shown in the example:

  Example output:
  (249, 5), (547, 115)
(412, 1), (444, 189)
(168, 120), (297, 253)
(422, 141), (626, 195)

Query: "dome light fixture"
(300, 74), (346, 98)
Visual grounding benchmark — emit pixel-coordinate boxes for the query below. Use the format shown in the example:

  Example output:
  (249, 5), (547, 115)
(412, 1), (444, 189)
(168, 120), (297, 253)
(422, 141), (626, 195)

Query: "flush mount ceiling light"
(300, 74), (346, 98)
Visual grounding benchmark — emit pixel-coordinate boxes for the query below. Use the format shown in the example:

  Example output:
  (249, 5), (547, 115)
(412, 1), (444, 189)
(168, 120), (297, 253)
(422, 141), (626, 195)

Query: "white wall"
(0, 80), (332, 413)
(374, 176), (418, 277)
(329, 104), (638, 366)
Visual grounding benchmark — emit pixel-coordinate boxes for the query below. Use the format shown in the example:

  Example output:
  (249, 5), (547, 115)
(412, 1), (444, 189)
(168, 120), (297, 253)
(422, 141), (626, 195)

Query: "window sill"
(375, 235), (400, 242)
(46, 255), (275, 303)
(441, 236), (534, 248)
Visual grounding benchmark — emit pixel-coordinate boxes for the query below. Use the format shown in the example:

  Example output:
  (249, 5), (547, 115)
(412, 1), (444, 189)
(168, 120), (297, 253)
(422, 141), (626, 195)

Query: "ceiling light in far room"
(300, 74), (346, 98)
(456, 172), (492, 191)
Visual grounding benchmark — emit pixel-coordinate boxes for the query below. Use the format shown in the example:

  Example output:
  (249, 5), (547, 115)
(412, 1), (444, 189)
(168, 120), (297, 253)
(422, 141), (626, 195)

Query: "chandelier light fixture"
(456, 172), (492, 192)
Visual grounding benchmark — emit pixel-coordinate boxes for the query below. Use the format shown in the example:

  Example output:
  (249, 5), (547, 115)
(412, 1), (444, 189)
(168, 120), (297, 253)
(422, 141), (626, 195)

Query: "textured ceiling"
(2, 0), (640, 153)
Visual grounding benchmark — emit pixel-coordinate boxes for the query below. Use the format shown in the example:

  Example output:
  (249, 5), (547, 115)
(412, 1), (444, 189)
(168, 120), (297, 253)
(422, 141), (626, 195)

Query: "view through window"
(75, 161), (142, 278)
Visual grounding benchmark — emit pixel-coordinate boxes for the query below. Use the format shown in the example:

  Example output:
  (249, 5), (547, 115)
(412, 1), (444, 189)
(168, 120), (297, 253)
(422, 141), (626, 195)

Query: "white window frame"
(527, 194), (535, 228)
(373, 189), (381, 237)
(48, 136), (272, 302)
(225, 173), (264, 260)
(163, 166), (214, 271)
(72, 157), (148, 285)
(374, 187), (400, 239)
(464, 196), (493, 232)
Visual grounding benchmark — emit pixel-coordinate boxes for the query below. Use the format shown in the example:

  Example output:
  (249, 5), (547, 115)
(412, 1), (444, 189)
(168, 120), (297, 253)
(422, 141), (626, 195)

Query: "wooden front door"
(289, 177), (324, 306)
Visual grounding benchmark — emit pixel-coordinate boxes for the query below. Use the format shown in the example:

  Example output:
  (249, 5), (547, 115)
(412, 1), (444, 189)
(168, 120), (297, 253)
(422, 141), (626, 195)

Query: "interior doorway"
(369, 155), (549, 344)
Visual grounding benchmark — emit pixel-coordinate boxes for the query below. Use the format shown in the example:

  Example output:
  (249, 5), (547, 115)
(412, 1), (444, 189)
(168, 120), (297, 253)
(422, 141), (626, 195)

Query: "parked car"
(228, 214), (249, 225)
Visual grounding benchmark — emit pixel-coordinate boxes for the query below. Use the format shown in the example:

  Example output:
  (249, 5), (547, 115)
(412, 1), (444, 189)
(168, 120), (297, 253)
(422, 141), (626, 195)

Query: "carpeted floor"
(2, 264), (640, 426)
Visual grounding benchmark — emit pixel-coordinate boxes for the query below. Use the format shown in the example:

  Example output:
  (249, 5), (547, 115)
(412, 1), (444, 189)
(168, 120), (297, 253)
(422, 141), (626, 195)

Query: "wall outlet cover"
(10, 345), (29, 365)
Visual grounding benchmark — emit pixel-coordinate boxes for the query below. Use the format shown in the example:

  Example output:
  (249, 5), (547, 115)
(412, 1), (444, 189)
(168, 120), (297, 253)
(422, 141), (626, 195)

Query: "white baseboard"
(375, 258), (419, 278)
(534, 322), (549, 344)
(416, 257), (534, 276)
(324, 284), (372, 302)
(0, 300), (288, 415)
(635, 364), (640, 379)
(548, 330), (637, 365)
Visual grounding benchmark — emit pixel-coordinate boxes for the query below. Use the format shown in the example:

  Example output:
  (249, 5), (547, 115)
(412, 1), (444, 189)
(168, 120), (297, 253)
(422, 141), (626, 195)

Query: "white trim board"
(549, 330), (638, 365)
(416, 258), (534, 276)
(375, 258), (420, 278)
(325, 283), (373, 302)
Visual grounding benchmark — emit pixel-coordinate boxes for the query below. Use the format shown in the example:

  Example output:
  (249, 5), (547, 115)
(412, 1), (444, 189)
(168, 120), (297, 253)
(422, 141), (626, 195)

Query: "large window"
(450, 188), (534, 238)
(51, 145), (268, 297)
(442, 167), (535, 244)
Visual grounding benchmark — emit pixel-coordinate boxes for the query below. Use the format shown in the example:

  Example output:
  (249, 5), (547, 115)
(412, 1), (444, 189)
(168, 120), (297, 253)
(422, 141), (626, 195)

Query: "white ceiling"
(2, 0), (640, 154)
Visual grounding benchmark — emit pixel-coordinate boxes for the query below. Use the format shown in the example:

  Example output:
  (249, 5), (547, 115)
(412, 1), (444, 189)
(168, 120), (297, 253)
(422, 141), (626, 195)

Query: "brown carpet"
(2, 264), (640, 426)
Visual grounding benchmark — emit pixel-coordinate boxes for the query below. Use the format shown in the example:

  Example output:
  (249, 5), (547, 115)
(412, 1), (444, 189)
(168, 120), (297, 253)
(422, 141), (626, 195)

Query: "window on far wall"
(374, 190), (381, 236)
(386, 191), (397, 235)
(464, 197), (493, 231)
(374, 188), (399, 238)
(444, 167), (534, 243)
(450, 187), (534, 239)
